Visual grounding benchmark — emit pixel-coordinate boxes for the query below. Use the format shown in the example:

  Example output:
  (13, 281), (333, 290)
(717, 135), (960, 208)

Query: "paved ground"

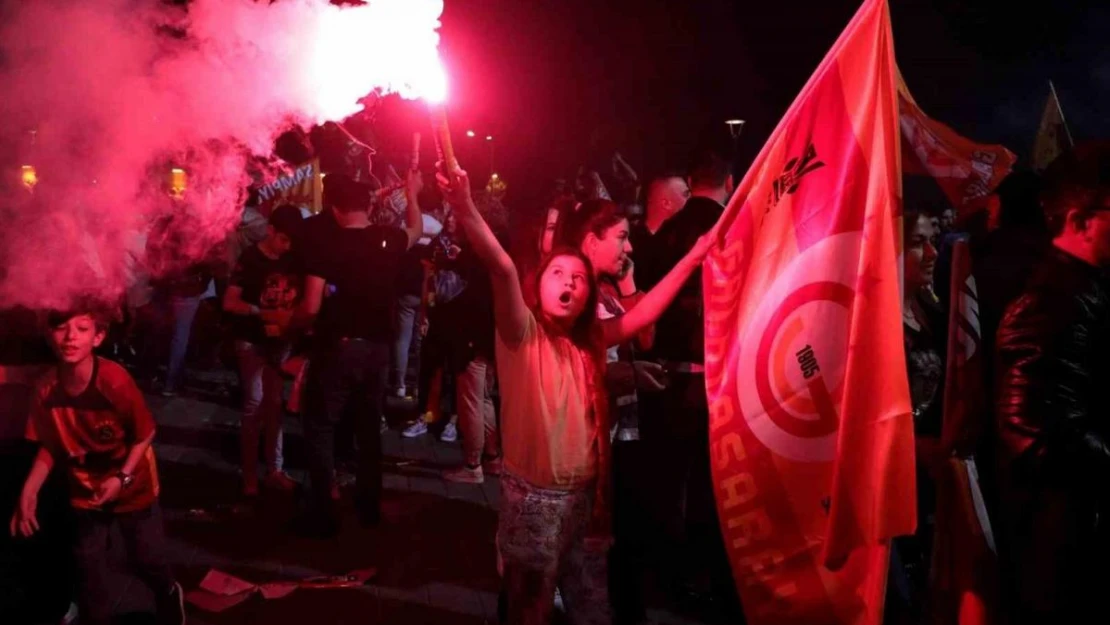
(97, 370), (708, 625)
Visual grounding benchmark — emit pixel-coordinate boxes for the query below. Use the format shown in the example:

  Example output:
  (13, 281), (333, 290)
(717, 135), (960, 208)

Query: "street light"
(486, 136), (494, 177)
(725, 119), (745, 139)
(21, 165), (37, 192)
(466, 130), (475, 138)
(169, 168), (187, 199)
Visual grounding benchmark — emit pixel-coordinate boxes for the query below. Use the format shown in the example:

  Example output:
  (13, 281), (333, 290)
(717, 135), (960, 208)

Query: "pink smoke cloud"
(0, 0), (444, 311)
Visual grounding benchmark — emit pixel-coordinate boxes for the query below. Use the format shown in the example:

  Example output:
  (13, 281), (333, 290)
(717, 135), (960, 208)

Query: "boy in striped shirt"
(9, 303), (184, 625)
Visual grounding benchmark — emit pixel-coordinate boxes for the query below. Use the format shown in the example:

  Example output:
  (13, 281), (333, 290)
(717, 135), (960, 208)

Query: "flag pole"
(1049, 80), (1075, 148)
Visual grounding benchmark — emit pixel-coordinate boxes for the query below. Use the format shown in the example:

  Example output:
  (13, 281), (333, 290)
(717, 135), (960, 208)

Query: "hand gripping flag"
(703, 0), (916, 623)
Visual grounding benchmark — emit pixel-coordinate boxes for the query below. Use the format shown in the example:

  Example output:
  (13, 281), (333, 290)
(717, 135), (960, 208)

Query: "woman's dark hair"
(530, 246), (600, 349)
(555, 199), (628, 250)
(902, 207), (931, 243)
(534, 198), (576, 253)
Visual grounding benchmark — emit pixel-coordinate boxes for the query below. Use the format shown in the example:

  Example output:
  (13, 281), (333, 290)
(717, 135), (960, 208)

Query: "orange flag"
(703, 0), (916, 623)
(929, 239), (1001, 625)
(898, 78), (1016, 217)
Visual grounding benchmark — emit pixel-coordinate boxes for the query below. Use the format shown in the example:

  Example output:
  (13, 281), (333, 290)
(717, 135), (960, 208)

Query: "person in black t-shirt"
(223, 204), (303, 497)
(292, 170), (422, 536)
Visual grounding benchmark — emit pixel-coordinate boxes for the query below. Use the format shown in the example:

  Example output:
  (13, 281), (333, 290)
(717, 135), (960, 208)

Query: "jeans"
(456, 356), (498, 466)
(304, 339), (389, 521)
(391, 294), (422, 392)
(235, 341), (285, 485)
(416, 328), (454, 417)
(73, 504), (174, 625)
(165, 280), (214, 392)
(165, 296), (201, 392)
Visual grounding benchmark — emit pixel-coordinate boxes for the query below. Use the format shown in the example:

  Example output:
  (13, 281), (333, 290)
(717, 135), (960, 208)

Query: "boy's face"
(49, 314), (105, 364)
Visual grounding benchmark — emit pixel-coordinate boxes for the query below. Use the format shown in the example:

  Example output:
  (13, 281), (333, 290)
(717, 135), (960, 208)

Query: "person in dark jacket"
(638, 148), (743, 622)
(993, 141), (1110, 624)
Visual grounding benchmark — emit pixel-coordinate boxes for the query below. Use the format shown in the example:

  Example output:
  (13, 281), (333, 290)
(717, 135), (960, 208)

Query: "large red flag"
(703, 0), (916, 623)
(929, 239), (1001, 625)
(897, 78), (1016, 218)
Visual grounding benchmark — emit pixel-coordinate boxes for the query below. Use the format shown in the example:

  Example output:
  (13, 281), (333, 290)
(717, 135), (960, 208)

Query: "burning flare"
(0, 0), (449, 311)
(308, 0), (448, 119)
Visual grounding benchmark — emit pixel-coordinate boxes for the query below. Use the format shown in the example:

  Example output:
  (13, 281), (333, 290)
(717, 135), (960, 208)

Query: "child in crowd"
(223, 204), (304, 497)
(9, 302), (184, 625)
(440, 169), (715, 624)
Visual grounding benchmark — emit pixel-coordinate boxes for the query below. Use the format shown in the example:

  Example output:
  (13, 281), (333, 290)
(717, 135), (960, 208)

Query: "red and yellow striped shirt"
(26, 357), (159, 513)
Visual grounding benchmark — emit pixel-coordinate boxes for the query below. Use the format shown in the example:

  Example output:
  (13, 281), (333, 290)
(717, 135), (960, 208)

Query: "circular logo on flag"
(735, 232), (861, 462)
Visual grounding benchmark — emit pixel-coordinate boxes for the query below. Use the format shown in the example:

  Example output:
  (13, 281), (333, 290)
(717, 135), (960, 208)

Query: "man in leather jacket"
(994, 142), (1110, 623)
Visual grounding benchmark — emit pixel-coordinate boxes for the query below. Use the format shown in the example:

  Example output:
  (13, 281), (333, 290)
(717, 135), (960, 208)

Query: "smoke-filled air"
(0, 0), (446, 311)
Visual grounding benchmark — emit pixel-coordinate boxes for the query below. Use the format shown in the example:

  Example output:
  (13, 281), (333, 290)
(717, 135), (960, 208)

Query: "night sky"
(397, 0), (1109, 211)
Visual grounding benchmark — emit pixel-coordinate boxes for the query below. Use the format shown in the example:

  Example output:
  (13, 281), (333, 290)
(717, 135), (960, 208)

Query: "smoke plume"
(0, 0), (443, 311)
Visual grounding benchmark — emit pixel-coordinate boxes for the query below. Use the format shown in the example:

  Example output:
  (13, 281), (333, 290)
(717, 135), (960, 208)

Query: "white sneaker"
(439, 422), (458, 443)
(394, 386), (407, 398)
(59, 602), (78, 625)
(443, 464), (483, 484)
(402, 421), (428, 438)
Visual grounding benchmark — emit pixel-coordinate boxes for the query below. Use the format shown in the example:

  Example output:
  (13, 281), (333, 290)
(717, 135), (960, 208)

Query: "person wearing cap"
(292, 169), (423, 536)
(223, 204), (304, 497)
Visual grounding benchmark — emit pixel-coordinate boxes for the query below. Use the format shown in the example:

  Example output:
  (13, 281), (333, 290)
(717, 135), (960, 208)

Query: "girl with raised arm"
(439, 170), (714, 625)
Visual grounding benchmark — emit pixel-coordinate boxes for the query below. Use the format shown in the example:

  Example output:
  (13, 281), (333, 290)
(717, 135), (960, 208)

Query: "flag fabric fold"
(929, 239), (1001, 625)
(897, 77), (1016, 217)
(703, 0), (916, 623)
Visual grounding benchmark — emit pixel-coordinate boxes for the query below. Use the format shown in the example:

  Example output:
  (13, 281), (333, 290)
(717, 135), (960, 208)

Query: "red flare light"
(310, 0), (448, 120)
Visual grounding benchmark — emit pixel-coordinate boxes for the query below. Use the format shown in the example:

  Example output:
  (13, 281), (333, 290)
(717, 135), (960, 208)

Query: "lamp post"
(725, 119), (745, 187)
(486, 135), (494, 179)
(463, 130), (498, 180)
(726, 119), (745, 141)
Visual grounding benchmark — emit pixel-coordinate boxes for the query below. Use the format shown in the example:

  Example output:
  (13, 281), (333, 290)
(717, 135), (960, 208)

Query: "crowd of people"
(2, 120), (1110, 625)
